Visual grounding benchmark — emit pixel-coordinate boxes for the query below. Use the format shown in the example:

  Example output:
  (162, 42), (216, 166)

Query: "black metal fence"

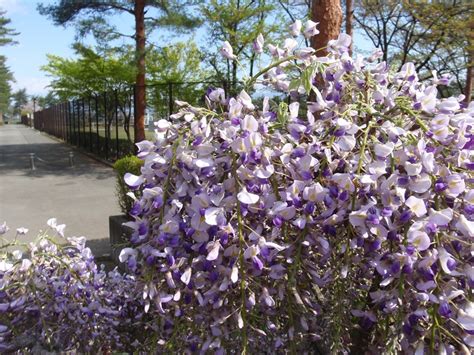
(147, 80), (232, 119)
(34, 88), (135, 162)
(31, 81), (230, 162)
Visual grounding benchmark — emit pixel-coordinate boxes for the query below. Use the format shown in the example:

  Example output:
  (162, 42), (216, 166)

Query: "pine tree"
(38, 0), (199, 143)
(0, 10), (18, 124)
(310, 0), (343, 56)
(11, 88), (28, 117)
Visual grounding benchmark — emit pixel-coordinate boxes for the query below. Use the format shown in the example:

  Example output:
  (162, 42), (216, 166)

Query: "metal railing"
(29, 81), (234, 162)
(33, 89), (135, 162)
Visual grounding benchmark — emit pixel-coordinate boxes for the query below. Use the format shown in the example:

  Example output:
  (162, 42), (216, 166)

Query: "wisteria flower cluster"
(0, 221), (145, 352)
(122, 20), (474, 354)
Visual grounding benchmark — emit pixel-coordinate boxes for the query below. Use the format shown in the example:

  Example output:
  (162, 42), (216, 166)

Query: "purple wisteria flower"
(3, 19), (469, 354)
(120, 26), (474, 351)
(0, 221), (146, 352)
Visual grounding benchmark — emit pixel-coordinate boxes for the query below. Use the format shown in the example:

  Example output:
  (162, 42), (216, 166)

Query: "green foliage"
(43, 45), (138, 141)
(0, 10), (18, 122)
(113, 155), (144, 215)
(42, 44), (136, 100)
(0, 10), (18, 47)
(43, 40), (210, 121)
(200, 0), (282, 87)
(38, 1), (200, 30)
(0, 56), (13, 116)
(37, 1), (201, 79)
(147, 41), (211, 117)
(11, 89), (28, 117)
(37, 92), (60, 109)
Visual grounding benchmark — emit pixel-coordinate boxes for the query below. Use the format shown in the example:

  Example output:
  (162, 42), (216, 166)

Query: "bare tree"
(464, 18), (474, 103)
(354, 0), (473, 97)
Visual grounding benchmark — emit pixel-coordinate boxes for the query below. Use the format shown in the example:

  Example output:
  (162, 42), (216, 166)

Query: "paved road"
(0, 124), (122, 257)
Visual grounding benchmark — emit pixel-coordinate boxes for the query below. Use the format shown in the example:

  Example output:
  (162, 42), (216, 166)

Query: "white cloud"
(0, 0), (25, 15)
(11, 76), (51, 96)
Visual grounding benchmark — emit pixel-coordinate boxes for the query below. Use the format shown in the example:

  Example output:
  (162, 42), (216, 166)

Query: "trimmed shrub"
(113, 155), (144, 215)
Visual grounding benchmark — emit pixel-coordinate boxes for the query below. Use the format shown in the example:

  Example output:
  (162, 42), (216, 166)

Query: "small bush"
(113, 155), (144, 215)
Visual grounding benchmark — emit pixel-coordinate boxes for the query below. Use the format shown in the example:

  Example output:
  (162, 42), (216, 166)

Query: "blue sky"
(1, 0), (135, 95)
(1, 0), (77, 95)
(1, 0), (373, 97)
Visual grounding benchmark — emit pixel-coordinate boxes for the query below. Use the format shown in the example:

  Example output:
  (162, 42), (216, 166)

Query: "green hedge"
(113, 155), (144, 215)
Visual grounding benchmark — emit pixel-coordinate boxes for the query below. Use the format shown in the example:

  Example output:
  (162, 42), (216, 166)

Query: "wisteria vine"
(122, 21), (474, 353)
(0, 19), (473, 353)
(0, 221), (146, 353)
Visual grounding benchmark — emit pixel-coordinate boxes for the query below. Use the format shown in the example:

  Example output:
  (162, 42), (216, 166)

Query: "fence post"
(168, 82), (173, 118)
(104, 92), (109, 161)
(133, 84), (137, 145)
(88, 96), (92, 152)
(72, 100), (77, 146)
(68, 102), (71, 142)
(115, 90), (120, 161)
(65, 101), (71, 143)
(82, 98), (86, 149)
(95, 94), (99, 155)
(52, 106), (55, 136)
(55, 106), (57, 137)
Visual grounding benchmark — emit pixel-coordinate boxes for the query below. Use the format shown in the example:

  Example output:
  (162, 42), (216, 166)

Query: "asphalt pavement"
(0, 124), (122, 257)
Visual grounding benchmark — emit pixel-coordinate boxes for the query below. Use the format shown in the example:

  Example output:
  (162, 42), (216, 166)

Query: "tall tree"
(38, 0), (199, 143)
(43, 44), (136, 99)
(354, 0), (402, 63)
(354, 0), (473, 96)
(0, 57), (13, 123)
(43, 44), (137, 141)
(37, 92), (60, 109)
(146, 41), (211, 117)
(134, 0), (146, 142)
(11, 88), (28, 117)
(275, 0), (310, 23)
(200, 0), (281, 92)
(0, 10), (18, 124)
(463, 12), (473, 103)
(43, 42), (208, 140)
(310, 0), (343, 55)
(345, 0), (353, 56)
(0, 9), (18, 46)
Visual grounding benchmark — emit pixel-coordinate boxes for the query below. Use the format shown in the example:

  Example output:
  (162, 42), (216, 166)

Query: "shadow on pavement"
(0, 143), (115, 180)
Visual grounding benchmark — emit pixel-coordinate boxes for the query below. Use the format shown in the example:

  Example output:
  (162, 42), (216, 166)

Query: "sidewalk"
(0, 124), (122, 257)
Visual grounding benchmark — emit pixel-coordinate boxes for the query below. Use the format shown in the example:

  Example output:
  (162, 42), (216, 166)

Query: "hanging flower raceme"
(4, 19), (471, 354)
(0, 221), (145, 353)
(122, 19), (474, 353)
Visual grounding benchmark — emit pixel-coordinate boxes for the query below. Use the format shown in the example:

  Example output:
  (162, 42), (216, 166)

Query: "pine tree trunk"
(465, 55), (473, 104)
(134, 0), (146, 143)
(310, 0), (343, 56)
(345, 0), (353, 57)
(0, 111), (3, 125)
(465, 19), (474, 104)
